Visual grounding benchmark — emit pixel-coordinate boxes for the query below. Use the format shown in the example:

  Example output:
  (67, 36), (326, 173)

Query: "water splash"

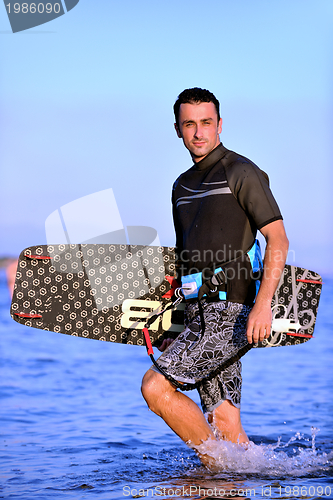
(192, 428), (333, 476)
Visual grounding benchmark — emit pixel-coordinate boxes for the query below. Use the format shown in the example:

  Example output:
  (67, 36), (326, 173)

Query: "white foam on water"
(193, 428), (333, 475)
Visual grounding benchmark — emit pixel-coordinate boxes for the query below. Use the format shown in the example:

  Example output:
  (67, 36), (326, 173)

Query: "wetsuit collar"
(193, 143), (228, 171)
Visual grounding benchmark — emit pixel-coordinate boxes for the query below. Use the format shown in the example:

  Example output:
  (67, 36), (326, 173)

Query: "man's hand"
(246, 301), (272, 344)
(158, 338), (174, 352)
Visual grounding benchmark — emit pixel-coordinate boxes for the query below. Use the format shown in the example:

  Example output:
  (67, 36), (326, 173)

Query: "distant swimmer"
(141, 88), (289, 465)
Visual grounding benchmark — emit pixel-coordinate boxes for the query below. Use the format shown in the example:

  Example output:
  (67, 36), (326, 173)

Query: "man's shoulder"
(221, 148), (282, 227)
(222, 146), (263, 170)
(221, 148), (269, 185)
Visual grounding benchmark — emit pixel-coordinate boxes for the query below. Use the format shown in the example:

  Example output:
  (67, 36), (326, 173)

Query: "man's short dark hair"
(174, 88), (220, 128)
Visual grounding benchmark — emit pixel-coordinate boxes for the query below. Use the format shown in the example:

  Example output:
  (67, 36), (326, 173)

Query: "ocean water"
(0, 268), (332, 500)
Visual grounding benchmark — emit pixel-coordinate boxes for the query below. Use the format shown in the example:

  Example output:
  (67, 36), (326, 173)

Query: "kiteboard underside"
(10, 244), (322, 349)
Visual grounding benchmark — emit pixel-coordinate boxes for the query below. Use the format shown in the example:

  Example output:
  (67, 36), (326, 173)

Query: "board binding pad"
(11, 244), (322, 349)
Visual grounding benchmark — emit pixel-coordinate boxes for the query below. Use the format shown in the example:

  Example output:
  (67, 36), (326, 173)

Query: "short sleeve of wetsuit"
(225, 159), (283, 229)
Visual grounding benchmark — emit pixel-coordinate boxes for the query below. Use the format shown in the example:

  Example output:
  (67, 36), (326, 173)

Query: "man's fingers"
(246, 318), (254, 344)
(247, 323), (271, 344)
(246, 305), (272, 344)
(158, 338), (174, 352)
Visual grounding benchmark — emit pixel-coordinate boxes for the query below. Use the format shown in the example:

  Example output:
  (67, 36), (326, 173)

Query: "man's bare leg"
(141, 369), (248, 465)
(208, 400), (248, 444)
(141, 368), (214, 446)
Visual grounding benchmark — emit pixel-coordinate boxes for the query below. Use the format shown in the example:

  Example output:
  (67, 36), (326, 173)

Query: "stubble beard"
(188, 141), (212, 161)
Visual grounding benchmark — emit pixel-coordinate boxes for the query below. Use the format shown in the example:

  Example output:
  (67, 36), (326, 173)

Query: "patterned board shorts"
(153, 300), (252, 413)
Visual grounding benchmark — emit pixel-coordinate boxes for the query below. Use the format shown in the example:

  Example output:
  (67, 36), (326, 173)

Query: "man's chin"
(189, 146), (211, 160)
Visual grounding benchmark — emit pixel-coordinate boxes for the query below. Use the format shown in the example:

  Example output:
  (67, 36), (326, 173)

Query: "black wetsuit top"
(172, 143), (283, 304)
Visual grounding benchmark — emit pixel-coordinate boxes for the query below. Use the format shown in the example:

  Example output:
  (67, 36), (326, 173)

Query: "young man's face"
(175, 101), (222, 162)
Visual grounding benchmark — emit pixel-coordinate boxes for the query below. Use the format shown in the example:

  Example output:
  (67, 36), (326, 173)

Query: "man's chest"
(173, 164), (232, 210)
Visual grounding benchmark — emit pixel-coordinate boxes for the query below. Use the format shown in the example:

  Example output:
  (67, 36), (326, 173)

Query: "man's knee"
(141, 369), (158, 403)
(141, 369), (171, 415)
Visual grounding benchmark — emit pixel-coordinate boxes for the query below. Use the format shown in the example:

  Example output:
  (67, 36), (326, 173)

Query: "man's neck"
(191, 138), (221, 163)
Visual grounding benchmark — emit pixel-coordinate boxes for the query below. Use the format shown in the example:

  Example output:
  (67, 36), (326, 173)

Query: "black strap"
(148, 340), (253, 392)
(142, 295), (253, 392)
(198, 268), (227, 301)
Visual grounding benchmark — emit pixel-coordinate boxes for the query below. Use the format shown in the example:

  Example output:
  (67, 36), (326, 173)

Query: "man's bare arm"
(246, 219), (289, 344)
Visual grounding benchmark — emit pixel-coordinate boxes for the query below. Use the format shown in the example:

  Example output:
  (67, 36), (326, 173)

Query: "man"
(141, 88), (289, 462)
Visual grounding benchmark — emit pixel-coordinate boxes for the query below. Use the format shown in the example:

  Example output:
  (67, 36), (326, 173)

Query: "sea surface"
(0, 268), (332, 499)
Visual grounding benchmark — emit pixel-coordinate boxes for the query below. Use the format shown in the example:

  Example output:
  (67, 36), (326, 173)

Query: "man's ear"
(218, 118), (222, 134)
(174, 123), (182, 138)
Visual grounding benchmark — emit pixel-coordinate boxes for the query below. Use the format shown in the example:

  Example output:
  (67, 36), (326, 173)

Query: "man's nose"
(194, 124), (204, 138)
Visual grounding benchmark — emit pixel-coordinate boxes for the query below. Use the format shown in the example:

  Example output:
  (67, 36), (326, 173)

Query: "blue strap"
(181, 240), (262, 300)
(247, 239), (263, 297)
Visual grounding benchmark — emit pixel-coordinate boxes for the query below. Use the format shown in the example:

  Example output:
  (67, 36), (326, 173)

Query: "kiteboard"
(10, 244), (322, 350)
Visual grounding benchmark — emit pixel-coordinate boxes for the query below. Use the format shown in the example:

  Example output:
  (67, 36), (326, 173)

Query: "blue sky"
(0, 0), (332, 275)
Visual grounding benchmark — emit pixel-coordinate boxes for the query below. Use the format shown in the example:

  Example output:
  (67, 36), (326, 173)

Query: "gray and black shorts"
(154, 300), (251, 413)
